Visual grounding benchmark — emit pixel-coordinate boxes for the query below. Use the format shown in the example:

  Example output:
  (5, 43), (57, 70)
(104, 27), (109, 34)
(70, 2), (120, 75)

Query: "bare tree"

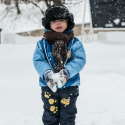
(44, 0), (65, 7)
(2, 0), (66, 15)
(28, 0), (44, 15)
(26, 0), (66, 15)
(22, 0), (29, 4)
(14, 0), (21, 14)
(53, 0), (65, 5)
(4, 0), (11, 4)
(0, 0), (3, 3)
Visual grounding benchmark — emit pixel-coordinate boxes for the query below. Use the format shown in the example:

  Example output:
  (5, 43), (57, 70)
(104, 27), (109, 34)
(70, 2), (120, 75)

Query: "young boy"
(33, 4), (86, 125)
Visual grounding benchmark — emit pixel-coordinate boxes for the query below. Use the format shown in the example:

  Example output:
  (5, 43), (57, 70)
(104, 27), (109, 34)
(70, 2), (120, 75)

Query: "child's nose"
(56, 21), (60, 25)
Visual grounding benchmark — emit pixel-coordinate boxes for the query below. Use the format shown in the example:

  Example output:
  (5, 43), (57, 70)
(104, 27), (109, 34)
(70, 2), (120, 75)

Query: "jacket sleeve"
(33, 41), (52, 79)
(64, 40), (86, 78)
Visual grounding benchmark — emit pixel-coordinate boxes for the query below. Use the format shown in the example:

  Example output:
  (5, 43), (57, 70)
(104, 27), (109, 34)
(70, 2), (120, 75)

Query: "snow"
(0, 32), (125, 125)
(0, 0), (125, 124)
(114, 19), (120, 25)
(0, 1), (90, 33)
(52, 73), (60, 83)
(0, 2), (45, 33)
(105, 23), (113, 27)
(121, 22), (125, 26)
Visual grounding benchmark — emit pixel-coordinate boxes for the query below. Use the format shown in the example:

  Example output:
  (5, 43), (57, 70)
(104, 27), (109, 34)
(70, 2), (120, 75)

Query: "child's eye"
(60, 19), (64, 21)
(52, 20), (56, 22)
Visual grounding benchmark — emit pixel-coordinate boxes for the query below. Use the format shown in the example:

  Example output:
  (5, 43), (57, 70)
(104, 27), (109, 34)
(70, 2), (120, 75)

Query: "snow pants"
(41, 86), (79, 125)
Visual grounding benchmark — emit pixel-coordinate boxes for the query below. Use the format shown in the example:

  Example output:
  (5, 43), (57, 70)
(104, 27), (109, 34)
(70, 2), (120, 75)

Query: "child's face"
(50, 19), (67, 33)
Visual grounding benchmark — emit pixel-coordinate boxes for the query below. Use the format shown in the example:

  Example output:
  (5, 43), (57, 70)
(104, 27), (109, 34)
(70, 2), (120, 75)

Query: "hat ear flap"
(65, 13), (75, 32)
(69, 13), (74, 21)
(42, 17), (46, 27)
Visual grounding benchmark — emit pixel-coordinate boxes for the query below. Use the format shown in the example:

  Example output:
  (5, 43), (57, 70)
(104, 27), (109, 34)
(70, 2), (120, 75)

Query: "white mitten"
(44, 70), (57, 92)
(57, 69), (69, 88)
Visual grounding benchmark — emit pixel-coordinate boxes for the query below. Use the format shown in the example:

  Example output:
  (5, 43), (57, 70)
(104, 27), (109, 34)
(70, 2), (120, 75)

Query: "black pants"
(41, 86), (79, 125)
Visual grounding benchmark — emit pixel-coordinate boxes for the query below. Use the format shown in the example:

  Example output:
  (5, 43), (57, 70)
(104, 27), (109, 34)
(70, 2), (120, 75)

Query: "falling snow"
(121, 22), (125, 26)
(90, 0), (125, 28)
(105, 23), (113, 27)
(114, 19), (120, 25)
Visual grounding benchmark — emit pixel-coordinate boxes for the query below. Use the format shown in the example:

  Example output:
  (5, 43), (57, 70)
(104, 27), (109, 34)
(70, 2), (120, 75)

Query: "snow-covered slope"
(0, 33), (125, 125)
(0, 1), (90, 33)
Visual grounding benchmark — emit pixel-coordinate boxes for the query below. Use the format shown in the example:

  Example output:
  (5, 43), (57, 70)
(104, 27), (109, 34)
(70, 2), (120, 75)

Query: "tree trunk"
(51, 0), (62, 5)
(44, 0), (65, 7)
(44, 0), (51, 7)
(1, 0), (3, 3)
(15, 0), (21, 14)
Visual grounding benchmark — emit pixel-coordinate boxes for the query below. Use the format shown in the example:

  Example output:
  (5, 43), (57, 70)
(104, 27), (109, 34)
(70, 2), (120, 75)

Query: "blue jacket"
(33, 30), (86, 88)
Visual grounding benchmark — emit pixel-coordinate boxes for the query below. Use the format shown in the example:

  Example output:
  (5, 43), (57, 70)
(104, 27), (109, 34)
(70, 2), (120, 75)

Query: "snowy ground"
(0, 33), (125, 125)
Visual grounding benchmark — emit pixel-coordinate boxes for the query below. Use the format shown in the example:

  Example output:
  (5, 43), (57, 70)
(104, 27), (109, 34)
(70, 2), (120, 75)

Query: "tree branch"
(28, 0), (45, 15)
(44, 0), (51, 8)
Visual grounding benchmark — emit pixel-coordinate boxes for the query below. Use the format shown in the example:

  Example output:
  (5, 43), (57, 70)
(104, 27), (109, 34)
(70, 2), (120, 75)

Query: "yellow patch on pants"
(50, 106), (58, 113)
(61, 98), (70, 105)
(48, 99), (57, 104)
(44, 92), (51, 98)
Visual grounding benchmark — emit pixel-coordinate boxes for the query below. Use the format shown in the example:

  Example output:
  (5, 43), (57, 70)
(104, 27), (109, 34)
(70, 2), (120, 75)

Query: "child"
(33, 4), (86, 125)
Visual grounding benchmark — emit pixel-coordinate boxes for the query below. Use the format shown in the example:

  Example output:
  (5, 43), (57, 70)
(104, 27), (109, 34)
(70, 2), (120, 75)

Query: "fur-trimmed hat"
(42, 4), (75, 32)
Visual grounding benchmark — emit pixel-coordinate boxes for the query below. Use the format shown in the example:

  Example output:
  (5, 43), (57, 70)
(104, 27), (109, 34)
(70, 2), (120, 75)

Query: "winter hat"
(42, 4), (75, 32)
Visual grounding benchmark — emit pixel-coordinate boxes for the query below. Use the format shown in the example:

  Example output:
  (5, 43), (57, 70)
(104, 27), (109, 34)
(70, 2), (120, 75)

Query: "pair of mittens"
(44, 69), (70, 92)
